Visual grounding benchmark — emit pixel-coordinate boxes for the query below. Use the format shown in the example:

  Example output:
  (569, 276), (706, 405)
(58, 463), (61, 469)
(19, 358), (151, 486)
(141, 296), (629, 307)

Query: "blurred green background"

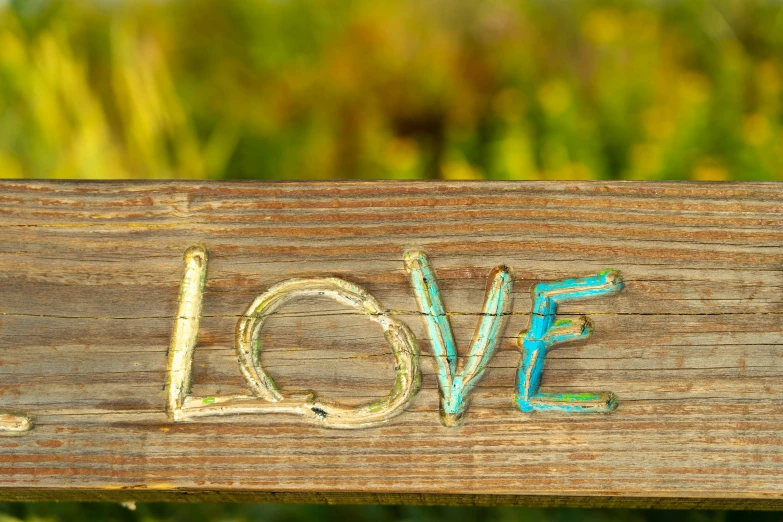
(1, 0), (782, 520)
(1, 0), (781, 180)
(3, 503), (783, 522)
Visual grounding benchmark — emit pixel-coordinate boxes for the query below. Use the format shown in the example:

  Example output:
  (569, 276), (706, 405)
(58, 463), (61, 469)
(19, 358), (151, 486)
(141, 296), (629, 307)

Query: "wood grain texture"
(0, 180), (780, 507)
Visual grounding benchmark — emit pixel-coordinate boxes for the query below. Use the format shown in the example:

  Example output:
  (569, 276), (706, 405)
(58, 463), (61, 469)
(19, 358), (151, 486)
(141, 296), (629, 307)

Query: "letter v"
(405, 251), (512, 427)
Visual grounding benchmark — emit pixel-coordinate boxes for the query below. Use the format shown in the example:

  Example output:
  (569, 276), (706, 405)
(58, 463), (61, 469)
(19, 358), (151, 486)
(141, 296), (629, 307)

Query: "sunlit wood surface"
(0, 181), (780, 507)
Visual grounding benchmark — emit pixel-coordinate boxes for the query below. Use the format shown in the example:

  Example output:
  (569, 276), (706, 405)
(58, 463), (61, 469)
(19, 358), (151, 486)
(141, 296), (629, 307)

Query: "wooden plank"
(0, 180), (780, 507)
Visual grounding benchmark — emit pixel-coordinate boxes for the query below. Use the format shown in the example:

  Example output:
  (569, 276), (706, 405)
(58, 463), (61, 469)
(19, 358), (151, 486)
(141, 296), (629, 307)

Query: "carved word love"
(166, 246), (623, 429)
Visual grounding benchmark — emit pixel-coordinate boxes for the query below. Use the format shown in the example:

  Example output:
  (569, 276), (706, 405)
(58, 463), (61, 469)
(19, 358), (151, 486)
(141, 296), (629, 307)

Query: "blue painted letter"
(515, 270), (623, 413)
(405, 251), (512, 426)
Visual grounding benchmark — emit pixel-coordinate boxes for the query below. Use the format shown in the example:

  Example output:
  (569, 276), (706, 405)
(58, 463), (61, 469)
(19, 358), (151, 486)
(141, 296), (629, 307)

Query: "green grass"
(1, 0), (781, 180)
(2, 503), (783, 522)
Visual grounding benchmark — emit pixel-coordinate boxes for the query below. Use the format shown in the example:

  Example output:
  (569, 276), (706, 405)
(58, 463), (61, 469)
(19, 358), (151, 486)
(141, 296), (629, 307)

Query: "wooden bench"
(0, 180), (780, 508)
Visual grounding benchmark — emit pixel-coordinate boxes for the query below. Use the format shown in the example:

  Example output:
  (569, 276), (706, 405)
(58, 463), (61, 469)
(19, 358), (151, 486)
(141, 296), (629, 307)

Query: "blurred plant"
(1, 502), (779, 522)
(0, 6), (236, 178)
(0, 0), (781, 180)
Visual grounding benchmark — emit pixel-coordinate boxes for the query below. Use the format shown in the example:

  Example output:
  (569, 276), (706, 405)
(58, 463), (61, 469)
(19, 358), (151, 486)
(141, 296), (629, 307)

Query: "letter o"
(236, 277), (421, 428)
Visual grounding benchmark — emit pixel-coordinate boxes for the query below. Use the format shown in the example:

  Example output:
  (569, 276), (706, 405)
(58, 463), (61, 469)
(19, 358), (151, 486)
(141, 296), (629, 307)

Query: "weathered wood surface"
(0, 180), (781, 507)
